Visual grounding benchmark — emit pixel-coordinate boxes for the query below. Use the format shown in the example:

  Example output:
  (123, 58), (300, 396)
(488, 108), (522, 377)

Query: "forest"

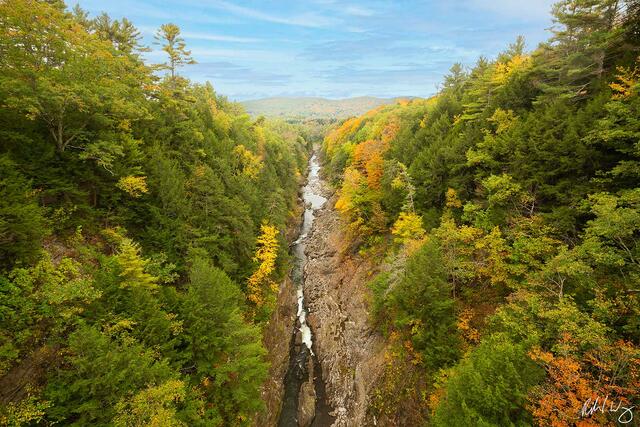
(0, 0), (639, 426)
(0, 0), (309, 425)
(323, 0), (640, 425)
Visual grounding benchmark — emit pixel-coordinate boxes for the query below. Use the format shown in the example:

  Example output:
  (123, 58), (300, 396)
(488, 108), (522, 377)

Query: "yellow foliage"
(213, 108), (231, 134)
(492, 54), (531, 85)
(610, 59), (639, 99)
(391, 211), (425, 243)
(117, 238), (158, 291)
(391, 176), (404, 190)
(474, 227), (510, 286)
(488, 108), (517, 134)
(335, 168), (365, 215)
(193, 165), (207, 179)
(253, 125), (266, 147)
(445, 188), (462, 208)
(117, 175), (148, 198)
(104, 229), (158, 291)
(117, 119), (131, 132)
(456, 309), (480, 347)
(0, 394), (51, 426)
(233, 144), (263, 179)
(114, 380), (187, 427)
(324, 116), (364, 156)
(247, 223), (279, 309)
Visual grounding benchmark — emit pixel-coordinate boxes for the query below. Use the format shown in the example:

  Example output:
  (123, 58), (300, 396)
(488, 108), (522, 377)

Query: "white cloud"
(188, 47), (292, 61)
(344, 5), (375, 17)
(182, 31), (262, 43)
(208, 1), (338, 28)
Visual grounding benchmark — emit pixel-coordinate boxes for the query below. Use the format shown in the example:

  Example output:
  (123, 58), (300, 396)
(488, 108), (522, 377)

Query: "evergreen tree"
(432, 334), (544, 427)
(155, 23), (196, 79)
(0, 157), (47, 269)
(181, 257), (268, 425)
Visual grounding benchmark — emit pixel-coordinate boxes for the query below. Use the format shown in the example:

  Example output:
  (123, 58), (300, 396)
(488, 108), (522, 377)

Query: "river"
(277, 153), (335, 427)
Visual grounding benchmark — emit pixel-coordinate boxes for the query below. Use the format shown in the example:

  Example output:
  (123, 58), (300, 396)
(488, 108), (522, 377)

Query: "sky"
(74, 0), (558, 101)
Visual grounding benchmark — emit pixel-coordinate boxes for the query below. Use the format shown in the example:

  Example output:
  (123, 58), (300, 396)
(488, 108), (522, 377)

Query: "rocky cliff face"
(259, 272), (298, 426)
(303, 183), (386, 427)
(258, 195), (304, 426)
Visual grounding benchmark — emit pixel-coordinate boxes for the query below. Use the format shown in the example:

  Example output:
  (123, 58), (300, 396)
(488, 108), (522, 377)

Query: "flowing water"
(278, 153), (335, 427)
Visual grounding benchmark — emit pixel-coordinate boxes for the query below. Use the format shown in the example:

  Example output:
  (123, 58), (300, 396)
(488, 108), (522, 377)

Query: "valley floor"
(302, 159), (386, 427)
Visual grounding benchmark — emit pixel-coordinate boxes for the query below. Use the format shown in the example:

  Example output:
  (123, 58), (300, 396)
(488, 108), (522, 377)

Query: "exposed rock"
(258, 275), (298, 426)
(297, 358), (316, 427)
(261, 152), (386, 427)
(302, 173), (386, 427)
(257, 195), (304, 427)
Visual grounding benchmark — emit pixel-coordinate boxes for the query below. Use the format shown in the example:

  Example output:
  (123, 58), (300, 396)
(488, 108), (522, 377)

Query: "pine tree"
(535, 0), (626, 100)
(154, 23), (196, 79)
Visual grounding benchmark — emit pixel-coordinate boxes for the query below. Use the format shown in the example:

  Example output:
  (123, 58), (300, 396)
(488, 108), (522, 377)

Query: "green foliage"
(322, 3), (640, 424)
(0, 1), (306, 424)
(0, 254), (101, 375)
(155, 23), (196, 79)
(371, 241), (461, 372)
(181, 257), (268, 424)
(432, 334), (545, 427)
(0, 156), (47, 269)
(45, 325), (176, 425)
(1, 0), (639, 425)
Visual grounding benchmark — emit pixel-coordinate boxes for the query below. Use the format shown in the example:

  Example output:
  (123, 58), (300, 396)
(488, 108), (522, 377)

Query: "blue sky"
(74, 0), (557, 101)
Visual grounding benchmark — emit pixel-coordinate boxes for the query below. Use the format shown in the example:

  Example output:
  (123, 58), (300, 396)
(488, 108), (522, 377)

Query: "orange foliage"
(324, 116), (364, 156)
(528, 337), (640, 427)
(610, 58), (639, 100)
(381, 119), (400, 143)
(456, 308), (480, 347)
(365, 151), (384, 189)
(353, 139), (385, 168)
(352, 138), (389, 190)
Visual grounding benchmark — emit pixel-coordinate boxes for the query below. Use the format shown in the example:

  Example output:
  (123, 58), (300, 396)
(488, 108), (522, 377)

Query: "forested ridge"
(0, 0), (309, 425)
(323, 0), (640, 425)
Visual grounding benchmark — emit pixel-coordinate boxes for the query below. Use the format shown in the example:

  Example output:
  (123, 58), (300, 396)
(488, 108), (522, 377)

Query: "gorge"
(0, 1), (639, 426)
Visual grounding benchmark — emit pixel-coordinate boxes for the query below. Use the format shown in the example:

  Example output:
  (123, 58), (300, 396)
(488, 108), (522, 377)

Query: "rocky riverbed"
(301, 167), (386, 427)
(260, 152), (386, 427)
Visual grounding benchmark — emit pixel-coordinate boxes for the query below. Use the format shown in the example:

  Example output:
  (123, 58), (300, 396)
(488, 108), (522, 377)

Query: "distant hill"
(241, 96), (414, 119)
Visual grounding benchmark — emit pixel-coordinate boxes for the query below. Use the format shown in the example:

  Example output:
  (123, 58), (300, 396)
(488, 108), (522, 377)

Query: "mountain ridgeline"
(241, 96), (414, 120)
(0, 0), (639, 426)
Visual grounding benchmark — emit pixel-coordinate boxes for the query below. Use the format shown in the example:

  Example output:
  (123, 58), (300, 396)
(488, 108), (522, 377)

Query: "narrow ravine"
(278, 153), (335, 427)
